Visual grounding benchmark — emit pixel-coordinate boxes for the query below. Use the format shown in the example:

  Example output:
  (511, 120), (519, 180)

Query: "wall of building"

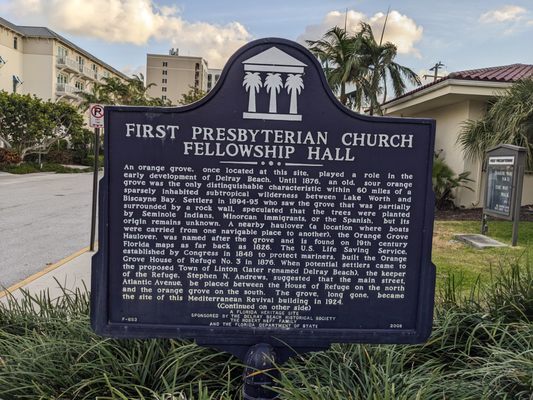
(409, 102), (473, 206)
(22, 54), (54, 100)
(0, 26), (24, 93)
(402, 98), (533, 208)
(522, 175), (533, 206)
(146, 54), (208, 104)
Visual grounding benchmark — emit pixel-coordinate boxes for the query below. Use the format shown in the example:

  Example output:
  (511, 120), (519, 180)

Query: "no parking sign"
(89, 104), (104, 128)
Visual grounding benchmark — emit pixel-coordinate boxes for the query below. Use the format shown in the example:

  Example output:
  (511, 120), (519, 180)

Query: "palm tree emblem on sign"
(243, 72), (262, 113)
(285, 74), (304, 114)
(242, 47), (306, 121)
(265, 73), (283, 113)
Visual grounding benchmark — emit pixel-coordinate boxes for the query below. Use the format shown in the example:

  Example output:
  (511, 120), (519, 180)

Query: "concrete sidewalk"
(0, 247), (93, 304)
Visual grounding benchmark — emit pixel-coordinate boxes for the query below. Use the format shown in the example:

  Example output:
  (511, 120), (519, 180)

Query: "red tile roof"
(448, 63), (533, 82)
(384, 63), (533, 105)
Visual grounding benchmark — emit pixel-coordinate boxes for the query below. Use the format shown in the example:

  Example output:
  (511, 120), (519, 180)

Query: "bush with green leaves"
(0, 256), (531, 399)
(0, 91), (84, 161)
(432, 152), (473, 210)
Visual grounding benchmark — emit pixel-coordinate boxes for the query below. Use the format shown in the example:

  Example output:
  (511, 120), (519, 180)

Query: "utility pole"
(428, 61), (445, 82)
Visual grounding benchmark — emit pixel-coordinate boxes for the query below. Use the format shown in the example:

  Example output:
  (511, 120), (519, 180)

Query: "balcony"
(56, 56), (81, 73)
(56, 83), (81, 99)
(57, 57), (103, 81)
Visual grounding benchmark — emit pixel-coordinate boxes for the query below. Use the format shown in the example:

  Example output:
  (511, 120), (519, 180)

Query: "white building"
(146, 50), (208, 105)
(383, 64), (533, 208)
(0, 16), (128, 102)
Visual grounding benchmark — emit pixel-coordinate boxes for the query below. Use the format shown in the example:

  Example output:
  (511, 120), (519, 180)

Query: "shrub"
(0, 256), (531, 399)
(0, 148), (21, 165)
(432, 153), (473, 210)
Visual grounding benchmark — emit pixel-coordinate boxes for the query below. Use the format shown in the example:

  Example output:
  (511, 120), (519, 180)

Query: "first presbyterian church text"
(124, 124), (414, 162)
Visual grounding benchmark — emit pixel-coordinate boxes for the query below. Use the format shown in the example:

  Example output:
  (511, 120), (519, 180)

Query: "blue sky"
(1, 0), (532, 82)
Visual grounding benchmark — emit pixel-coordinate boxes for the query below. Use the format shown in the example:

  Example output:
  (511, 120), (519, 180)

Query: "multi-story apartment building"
(0, 16), (128, 102)
(146, 49), (208, 104)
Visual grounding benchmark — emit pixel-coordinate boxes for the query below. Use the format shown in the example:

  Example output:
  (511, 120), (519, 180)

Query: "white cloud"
(6, 0), (252, 68)
(479, 5), (527, 23)
(121, 64), (146, 78)
(298, 9), (423, 57)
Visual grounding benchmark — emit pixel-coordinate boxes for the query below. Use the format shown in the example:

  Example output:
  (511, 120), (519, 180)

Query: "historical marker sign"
(91, 38), (436, 361)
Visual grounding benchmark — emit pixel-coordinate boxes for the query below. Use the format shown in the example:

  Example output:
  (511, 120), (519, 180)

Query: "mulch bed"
(435, 205), (533, 222)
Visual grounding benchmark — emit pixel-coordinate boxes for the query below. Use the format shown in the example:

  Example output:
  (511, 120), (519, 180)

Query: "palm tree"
(77, 82), (111, 111)
(243, 72), (262, 112)
(357, 22), (421, 115)
(265, 73), (283, 113)
(306, 26), (359, 106)
(285, 74), (304, 114)
(307, 23), (421, 114)
(458, 79), (533, 168)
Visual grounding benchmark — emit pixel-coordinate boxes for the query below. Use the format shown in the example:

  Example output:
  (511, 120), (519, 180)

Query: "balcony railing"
(56, 56), (80, 72)
(56, 83), (80, 97)
(57, 56), (105, 81)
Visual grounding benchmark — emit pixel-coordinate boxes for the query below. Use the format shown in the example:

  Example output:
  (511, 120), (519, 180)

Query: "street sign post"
(89, 104), (104, 251)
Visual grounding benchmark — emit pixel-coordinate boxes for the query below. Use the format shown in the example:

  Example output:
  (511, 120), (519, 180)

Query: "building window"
(162, 61), (168, 67)
(57, 46), (68, 62)
(162, 87), (167, 92)
(162, 70), (168, 75)
(13, 37), (17, 50)
(57, 74), (68, 84)
(75, 81), (84, 91)
(215, 74), (220, 82)
(76, 55), (84, 72)
(162, 95), (167, 100)
(162, 78), (167, 84)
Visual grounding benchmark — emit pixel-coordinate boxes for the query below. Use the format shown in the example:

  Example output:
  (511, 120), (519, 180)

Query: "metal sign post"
(89, 104), (104, 251)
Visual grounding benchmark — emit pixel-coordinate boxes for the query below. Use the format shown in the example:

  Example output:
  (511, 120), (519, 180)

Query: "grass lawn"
(432, 219), (533, 289)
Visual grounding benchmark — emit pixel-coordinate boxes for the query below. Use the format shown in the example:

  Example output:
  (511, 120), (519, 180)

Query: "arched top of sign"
(135, 38), (432, 128)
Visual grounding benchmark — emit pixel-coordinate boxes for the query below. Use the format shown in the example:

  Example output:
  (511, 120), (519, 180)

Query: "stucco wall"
(405, 101), (480, 207)
(522, 175), (533, 206)
(21, 54), (54, 100)
(0, 26), (24, 93)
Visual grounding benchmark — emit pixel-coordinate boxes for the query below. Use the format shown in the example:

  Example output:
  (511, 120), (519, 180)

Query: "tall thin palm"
(265, 73), (283, 113)
(243, 72), (262, 112)
(285, 74), (304, 114)
(357, 22), (421, 115)
(307, 27), (359, 106)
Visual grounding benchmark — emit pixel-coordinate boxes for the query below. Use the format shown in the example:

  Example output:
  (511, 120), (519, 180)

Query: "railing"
(56, 83), (79, 95)
(56, 56), (80, 72)
(57, 56), (103, 81)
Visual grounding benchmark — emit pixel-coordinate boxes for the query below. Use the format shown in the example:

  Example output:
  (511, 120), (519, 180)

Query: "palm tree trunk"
(382, 76), (387, 106)
(340, 83), (346, 105)
(289, 90), (298, 114)
(248, 91), (256, 112)
(269, 90), (277, 113)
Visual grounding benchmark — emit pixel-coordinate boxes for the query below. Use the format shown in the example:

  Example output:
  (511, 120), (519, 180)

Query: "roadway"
(0, 171), (98, 289)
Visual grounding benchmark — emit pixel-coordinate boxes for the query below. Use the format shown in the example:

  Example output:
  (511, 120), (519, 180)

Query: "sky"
(1, 0), (533, 84)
